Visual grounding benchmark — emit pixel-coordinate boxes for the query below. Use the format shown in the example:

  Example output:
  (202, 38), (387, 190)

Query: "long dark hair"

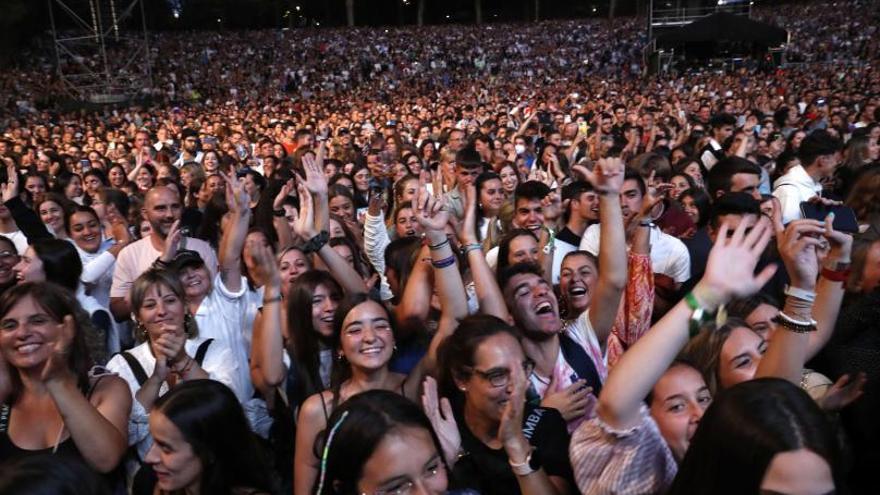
(153, 380), (275, 495)
(474, 171), (502, 242)
(669, 378), (842, 494)
(436, 314), (523, 410)
(318, 390), (447, 495)
(31, 238), (83, 291)
(0, 282), (94, 400)
(287, 270), (343, 401)
(328, 293), (393, 392)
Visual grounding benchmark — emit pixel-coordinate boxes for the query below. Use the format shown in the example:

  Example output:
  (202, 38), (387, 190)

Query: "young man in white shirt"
(579, 168), (691, 290)
(700, 113), (736, 171)
(772, 129), (843, 224)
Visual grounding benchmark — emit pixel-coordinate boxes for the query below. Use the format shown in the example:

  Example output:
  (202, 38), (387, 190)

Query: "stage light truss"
(48, 0), (153, 103)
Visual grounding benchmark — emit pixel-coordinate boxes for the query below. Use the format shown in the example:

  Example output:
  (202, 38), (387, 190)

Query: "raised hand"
(40, 315), (75, 384)
(459, 184), (479, 246)
(292, 182), (318, 239)
(573, 157), (625, 195)
(273, 179), (294, 211)
(160, 220), (183, 263)
(776, 219), (825, 291)
(697, 216), (777, 308)
(223, 170), (250, 213)
(421, 377), (461, 466)
(249, 241), (281, 289)
(1, 163), (19, 203)
(414, 172), (449, 233)
(821, 213), (853, 264)
(300, 153), (328, 196)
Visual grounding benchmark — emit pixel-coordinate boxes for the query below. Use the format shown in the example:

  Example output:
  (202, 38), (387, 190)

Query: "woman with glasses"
(431, 315), (574, 495)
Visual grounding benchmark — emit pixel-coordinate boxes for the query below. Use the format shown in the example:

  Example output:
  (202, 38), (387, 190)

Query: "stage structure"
(48, 0), (153, 104)
(644, 0), (787, 75)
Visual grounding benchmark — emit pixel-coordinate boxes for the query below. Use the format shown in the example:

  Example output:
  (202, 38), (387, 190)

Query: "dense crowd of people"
(0, 0), (879, 494)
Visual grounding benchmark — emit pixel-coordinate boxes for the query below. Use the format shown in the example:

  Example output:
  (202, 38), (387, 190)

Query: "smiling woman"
(145, 379), (274, 495)
(0, 282), (131, 487)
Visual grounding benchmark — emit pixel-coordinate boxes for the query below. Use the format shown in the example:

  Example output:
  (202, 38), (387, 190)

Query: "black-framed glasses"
(467, 359), (535, 388)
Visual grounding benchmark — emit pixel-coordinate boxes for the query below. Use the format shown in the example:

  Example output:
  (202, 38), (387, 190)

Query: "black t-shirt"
(452, 405), (574, 495)
(556, 226), (582, 249)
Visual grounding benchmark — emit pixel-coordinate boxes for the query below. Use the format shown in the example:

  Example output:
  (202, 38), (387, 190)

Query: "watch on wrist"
(509, 447), (542, 476)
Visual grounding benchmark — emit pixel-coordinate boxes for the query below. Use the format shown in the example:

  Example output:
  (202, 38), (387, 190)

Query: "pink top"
(569, 407), (677, 495)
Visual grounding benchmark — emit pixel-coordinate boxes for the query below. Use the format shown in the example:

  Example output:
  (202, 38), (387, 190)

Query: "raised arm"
(459, 183), (510, 321)
(218, 171), (251, 293)
(575, 159), (628, 344)
(301, 147), (329, 234)
(294, 182), (366, 295)
(755, 219), (822, 384)
(272, 179), (295, 249)
(248, 243), (287, 398)
(806, 215), (850, 360)
(599, 218), (776, 431)
(406, 180), (468, 396)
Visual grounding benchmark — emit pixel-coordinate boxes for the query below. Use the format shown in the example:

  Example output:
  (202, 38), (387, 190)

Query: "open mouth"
(320, 315), (334, 324)
(568, 286), (587, 298)
(535, 301), (554, 315)
(16, 342), (42, 354)
(360, 347), (384, 355)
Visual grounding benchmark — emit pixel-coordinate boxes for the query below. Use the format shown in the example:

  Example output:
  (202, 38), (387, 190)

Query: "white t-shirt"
(106, 337), (242, 464)
(109, 235), (218, 299)
(579, 223), (690, 283)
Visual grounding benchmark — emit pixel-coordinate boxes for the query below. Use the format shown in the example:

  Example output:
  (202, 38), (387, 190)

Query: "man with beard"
(173, 128), (203, 167)
(498, 158), (628, 431)
(109, 186), (218, 320)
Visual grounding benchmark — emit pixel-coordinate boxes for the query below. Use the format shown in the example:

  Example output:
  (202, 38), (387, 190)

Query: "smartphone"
(799, 202), (859, 233)
(578, 122), (589, 135)
(80, 159), (91, 171)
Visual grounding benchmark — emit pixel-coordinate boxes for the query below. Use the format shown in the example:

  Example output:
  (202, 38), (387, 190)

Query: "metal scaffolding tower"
(48, 0), (153, 103)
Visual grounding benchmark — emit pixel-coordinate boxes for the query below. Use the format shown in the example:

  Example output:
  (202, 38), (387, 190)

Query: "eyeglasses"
(368, 458), (446, 495)
(467, 359), (535, 388)
(0, 251), (20, 265)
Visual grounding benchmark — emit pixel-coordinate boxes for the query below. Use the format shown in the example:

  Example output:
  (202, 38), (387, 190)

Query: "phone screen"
(799, 202), (859, 233)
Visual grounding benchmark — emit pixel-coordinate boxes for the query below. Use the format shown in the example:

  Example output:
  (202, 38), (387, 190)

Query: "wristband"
(772, 313), (817, 333)
(784, 285), (816, 303)
(820, 266), (851, 283)
(428, 238), (450, 251)
(431, 255), (456, 269)
(684, 291), (706, 338)
(461, 243), (482, 255)
(263, 294), (283, 305)
(542, 227), (556, 255)
(509, 447), (540, 476)
(302, 231), (330, 254)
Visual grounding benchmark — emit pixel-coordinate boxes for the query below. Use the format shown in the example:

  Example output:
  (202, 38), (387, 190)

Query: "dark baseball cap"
(169, 249), (205, 272)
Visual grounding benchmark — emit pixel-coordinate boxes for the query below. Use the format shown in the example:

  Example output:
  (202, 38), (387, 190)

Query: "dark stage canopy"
(656, 12), (788, 47)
